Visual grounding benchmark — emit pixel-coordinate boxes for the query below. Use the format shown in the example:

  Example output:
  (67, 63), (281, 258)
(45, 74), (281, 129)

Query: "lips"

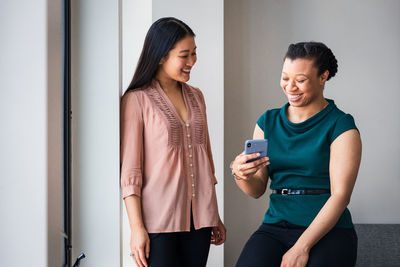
(287, 93), (303, 101)
(182, 69), (191, 74)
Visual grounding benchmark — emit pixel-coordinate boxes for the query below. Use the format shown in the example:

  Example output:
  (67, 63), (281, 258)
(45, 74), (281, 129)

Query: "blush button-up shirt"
(120, 80), (219, 233)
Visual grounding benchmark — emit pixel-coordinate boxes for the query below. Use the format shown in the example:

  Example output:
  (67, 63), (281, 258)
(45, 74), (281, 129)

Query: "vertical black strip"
(63, 0), (72, 266)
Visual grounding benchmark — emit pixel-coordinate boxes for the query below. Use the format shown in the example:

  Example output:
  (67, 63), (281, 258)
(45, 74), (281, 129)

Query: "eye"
(297, 80), (305, 83)
(179, 55), (189, 58)
(281, 77), (289, 81)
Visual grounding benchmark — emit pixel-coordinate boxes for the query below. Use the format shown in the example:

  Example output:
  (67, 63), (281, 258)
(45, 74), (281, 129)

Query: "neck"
(155, 73), (180, 93)
(287, 97), (328, 123)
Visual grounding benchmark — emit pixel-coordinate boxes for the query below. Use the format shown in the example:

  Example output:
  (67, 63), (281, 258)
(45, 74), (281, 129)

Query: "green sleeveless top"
(257, 99), (358, 228)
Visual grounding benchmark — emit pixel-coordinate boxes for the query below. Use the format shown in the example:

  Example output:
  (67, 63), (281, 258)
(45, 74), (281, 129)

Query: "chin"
(289, 98), (312, 107)
(289, 101), (302, 107)
(179, 76), (190, 83)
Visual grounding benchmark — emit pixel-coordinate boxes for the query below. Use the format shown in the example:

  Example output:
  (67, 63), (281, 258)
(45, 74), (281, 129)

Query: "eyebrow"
(179, 47), (197, 53)
(282, 72), (308, 77)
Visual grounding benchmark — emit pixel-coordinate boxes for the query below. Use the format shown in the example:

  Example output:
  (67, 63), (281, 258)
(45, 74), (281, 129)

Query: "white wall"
(70, 0), (121, 266)
(0, 0), (63, 266)
(152, 1), (225, 266)
(224, 0), (400, 266)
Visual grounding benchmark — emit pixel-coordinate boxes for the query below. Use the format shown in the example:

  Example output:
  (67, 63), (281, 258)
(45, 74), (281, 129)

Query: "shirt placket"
(185, 122), (195, 199)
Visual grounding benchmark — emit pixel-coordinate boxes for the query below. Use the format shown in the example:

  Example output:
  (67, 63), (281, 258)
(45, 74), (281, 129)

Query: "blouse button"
(192, 193), (196, 197)
(188, 145), (192, 148)
(189, 163), (193, 167)
(189, 154), (192, 158)
(187, 134), (191, 138)
(192, 184), (195, 187)
(191, 174), (194, 177)
(186, 123), (190, 127)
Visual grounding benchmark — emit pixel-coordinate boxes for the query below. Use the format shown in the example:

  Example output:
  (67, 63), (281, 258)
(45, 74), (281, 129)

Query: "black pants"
(236, 221), (358, 267)
(148, 215), (212, 267)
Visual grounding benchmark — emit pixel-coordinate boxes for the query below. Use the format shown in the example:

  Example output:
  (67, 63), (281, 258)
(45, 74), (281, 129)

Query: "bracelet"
(230, 161), (242, 180)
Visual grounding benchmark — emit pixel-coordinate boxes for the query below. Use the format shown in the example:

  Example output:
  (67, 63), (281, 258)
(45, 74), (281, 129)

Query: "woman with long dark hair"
(120, 17), (226, 267)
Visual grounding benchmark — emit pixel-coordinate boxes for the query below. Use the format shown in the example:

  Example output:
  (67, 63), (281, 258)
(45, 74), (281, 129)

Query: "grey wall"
(0, 0), (63, 266)
(224, 0), (400, 265)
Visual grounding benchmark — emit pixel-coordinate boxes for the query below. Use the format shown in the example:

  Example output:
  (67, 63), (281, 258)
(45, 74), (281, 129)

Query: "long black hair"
(126, 17), (195, 92)
(285, 41), (338, 80)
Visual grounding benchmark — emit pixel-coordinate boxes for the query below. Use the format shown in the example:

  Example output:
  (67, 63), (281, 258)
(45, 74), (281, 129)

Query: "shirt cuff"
(122, 184), (142, 199)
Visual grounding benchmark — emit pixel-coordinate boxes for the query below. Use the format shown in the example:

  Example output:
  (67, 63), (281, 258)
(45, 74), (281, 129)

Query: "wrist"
(293, 241), (311, 254)
(230, 161), (243, 180)
(131, 222), (146, 231)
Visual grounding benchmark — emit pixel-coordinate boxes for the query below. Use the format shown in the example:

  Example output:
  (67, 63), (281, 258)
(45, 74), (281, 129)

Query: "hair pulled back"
(285, 42), (338, 80)
(126, 17), (195, 92)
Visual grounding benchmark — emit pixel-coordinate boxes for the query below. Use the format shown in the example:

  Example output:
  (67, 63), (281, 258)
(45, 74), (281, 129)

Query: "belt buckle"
(281, 189), (289, 195)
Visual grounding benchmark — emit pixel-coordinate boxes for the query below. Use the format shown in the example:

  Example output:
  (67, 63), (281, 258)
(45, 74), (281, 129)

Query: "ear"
(159, 57), (165, 65)
(320, 70), (329, 84)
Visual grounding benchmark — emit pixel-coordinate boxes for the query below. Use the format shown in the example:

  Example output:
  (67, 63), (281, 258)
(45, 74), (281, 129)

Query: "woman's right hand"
(130, 226), (150, 267)
(231, 152), (269, 181)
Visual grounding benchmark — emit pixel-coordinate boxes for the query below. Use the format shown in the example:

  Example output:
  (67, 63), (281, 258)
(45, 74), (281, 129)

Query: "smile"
(182, 69), (191, 73)
(288, 94), (303, 101)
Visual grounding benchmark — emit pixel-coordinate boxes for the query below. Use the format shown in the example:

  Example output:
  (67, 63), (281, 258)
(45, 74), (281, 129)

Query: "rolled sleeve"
(120, 91), (144, 198)
(121, 170), (142, 198)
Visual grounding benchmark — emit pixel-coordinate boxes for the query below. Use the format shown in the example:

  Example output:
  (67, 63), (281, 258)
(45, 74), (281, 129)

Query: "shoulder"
(256, 107), (281, 131)
(122, 89), (139, 104)
(329, 102), (357, 126)
(184, 83), (204, 98)
(121, 88), (151, 116)
(257, 107), (281, 122)
(328, 102), (358, 143)
(330, 103), (348, 118)
(122, 84), (156, 103)
(183, 83), (207, 108)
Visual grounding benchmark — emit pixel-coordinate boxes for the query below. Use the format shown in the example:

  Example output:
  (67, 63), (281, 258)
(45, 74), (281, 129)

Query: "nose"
(285, 80), (296, 92)
(187, 55), (196, 67)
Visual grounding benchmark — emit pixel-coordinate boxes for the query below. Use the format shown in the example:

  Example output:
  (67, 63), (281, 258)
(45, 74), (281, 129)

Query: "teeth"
(182, 69), (190, 73)
(288, 94), (301, 99)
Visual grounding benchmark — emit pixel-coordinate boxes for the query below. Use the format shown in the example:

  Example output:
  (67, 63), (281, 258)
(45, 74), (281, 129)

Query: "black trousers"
(147, 215), (212, 267)
(236, 221), (358, 267)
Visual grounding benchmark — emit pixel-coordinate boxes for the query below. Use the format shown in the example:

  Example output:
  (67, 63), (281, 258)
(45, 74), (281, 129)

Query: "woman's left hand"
(280, 245), (309, 267)
(211, 217), (226, 245)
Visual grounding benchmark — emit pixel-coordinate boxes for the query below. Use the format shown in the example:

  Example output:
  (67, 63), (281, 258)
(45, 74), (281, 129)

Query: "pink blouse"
(120, 80), (219, 233)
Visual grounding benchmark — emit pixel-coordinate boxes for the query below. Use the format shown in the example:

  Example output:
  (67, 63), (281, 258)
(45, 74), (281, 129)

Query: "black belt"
(272, 189), (330, 195)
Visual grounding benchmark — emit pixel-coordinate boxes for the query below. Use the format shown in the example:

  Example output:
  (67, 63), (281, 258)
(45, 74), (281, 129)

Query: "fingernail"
(257, 153), (260, 156)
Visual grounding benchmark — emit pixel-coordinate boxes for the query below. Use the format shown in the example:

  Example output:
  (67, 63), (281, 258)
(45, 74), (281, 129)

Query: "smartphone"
(244, 139), (268, 163)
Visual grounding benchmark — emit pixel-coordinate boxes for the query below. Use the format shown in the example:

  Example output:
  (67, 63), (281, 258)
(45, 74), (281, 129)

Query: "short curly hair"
(284, 42), (338, 80)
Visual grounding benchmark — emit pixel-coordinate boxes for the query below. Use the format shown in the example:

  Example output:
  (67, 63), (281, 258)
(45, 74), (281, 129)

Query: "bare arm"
(281, 129), (362, 266)
(232, 124), (270, 198)
(124, 195), (150, 267)
(124, 195), (146, 231)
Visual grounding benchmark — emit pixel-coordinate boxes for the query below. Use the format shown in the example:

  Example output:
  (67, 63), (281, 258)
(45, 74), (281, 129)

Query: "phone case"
(244, 139), (268, 162)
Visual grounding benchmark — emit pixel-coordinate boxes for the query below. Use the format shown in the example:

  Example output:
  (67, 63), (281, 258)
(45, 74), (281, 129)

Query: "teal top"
(257, 99), (358, 228)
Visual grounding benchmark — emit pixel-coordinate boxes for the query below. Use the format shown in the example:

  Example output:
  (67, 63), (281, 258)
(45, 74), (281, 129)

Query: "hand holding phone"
(231, 139), (269, 181)
(244, 139), (268, 163)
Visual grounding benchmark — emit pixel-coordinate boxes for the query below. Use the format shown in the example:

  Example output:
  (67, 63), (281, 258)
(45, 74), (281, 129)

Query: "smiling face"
(157, 35), (197, 84)
(280, 58), (328, 107)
